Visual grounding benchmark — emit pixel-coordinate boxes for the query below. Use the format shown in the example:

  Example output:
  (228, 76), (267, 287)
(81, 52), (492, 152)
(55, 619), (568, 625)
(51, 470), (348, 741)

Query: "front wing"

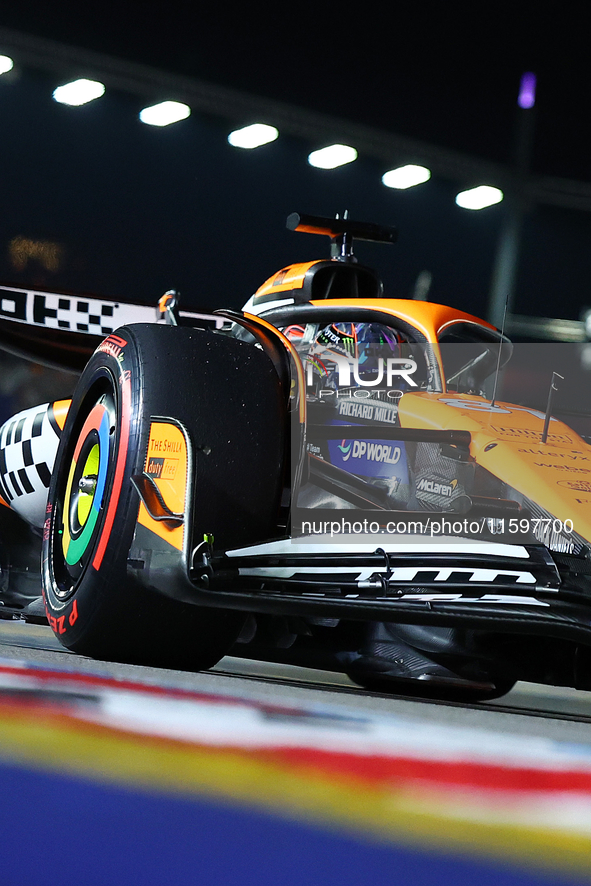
(126, 526), (591, 648)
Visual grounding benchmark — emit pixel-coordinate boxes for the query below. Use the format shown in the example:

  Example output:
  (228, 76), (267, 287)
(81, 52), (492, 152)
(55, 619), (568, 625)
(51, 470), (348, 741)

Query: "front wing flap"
(175, 536), (591, 647)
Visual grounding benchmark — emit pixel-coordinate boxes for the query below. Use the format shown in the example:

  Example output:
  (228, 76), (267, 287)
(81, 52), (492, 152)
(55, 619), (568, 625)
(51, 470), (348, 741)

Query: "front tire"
(42, 324), (285, 670)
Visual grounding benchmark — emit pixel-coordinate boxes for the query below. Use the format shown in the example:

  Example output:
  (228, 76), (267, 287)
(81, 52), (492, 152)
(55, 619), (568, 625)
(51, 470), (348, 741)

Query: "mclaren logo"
(416, 477), (458, 498)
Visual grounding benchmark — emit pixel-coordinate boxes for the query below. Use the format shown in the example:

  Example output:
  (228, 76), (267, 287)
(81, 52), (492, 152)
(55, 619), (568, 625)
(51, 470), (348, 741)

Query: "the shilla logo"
(338, 440), (401, 464)
(416, 477), (458, 498)
(307, 347), (417, 388)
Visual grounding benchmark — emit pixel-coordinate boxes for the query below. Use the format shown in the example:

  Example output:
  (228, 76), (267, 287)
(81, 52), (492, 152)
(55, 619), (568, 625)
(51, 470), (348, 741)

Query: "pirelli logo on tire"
(137, 421), (189, 551)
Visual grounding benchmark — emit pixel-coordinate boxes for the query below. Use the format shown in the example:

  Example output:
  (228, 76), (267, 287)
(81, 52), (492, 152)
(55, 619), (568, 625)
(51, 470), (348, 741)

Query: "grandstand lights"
(139, 101), (191, 127)
(0, 55), (14, 75)
(52, 79), (105, 106)
(228, 123), (279, 148)
(382, 164), (431, 190)
(308, 144), (358, 169)
(455, 185), (504, 210)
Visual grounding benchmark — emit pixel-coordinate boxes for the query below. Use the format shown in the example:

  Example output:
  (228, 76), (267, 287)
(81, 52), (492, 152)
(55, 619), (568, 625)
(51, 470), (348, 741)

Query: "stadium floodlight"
(0, 55), (14, 75)
(228, 123), (279, 149)
(455, 185), (504, 210)
(139, 101), (191, 127)
(382, 164), (431, 190)
(308, 144), (358, 169)
(53, 79), (105, 106)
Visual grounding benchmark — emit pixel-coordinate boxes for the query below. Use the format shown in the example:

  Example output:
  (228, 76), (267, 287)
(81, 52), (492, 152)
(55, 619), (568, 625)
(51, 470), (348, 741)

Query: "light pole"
(488, 73), (537, 329)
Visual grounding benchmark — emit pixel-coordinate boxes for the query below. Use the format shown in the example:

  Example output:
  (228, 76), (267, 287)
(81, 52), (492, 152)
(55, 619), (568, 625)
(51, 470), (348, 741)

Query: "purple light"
(518, 72), (536, 109)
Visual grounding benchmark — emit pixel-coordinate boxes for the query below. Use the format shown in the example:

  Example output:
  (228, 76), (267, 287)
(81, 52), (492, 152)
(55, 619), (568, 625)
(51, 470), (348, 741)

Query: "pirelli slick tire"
(41, 324), (285, 670)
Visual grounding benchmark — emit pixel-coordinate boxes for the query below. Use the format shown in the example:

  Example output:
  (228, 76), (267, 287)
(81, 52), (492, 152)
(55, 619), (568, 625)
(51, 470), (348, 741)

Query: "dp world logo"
(338, 440), (352, 460)
(338, 439), (402, 464)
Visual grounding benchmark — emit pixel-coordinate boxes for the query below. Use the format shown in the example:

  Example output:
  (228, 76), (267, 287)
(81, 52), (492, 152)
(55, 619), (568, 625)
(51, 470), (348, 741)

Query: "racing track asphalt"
(2, 619), (591, 746)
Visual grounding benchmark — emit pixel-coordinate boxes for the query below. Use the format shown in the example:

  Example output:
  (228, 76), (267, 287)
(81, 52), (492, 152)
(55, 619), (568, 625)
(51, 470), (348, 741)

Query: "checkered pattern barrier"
(0, 285), (157, 334)
(0, 285), (225, 335)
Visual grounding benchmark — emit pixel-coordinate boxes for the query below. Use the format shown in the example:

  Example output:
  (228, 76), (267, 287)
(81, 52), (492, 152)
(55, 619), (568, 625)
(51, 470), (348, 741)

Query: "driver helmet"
(302, 322), (406, 395)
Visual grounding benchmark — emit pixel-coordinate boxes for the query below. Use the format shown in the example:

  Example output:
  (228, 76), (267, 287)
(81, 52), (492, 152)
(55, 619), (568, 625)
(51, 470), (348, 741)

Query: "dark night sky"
(1, 3), (591, 324)
(2, 1), (590, 180)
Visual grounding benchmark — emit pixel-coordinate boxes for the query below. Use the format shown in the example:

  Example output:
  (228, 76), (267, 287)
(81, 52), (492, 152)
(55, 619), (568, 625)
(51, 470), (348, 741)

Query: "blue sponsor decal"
(328, 436), (409, 482)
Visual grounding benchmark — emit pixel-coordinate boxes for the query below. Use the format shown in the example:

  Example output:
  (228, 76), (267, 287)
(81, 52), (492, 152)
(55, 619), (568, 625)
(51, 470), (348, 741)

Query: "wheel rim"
(53, 387), (116, 598)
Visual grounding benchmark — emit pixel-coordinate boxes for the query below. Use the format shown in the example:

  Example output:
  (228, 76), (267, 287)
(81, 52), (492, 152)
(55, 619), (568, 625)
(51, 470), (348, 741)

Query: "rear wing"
(0, 283), (223, 371)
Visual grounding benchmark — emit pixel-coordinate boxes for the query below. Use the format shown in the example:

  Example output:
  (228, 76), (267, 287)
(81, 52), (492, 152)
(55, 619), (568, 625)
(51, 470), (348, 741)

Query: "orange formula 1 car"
(1, 213), (590, 701)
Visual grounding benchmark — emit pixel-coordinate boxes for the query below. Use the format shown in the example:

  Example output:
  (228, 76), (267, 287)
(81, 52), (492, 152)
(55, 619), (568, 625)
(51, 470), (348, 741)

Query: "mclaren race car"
(1, 212), (591, 701)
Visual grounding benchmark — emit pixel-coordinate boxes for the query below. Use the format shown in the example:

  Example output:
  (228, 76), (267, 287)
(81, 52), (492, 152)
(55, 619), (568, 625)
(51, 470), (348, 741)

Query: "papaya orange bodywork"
(50, 399), (71, 431)
(309, 298), (496, 342)
(255, 261), (322, 297)
(137, 421), (189, 552)
(399, 391), (591, 544)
